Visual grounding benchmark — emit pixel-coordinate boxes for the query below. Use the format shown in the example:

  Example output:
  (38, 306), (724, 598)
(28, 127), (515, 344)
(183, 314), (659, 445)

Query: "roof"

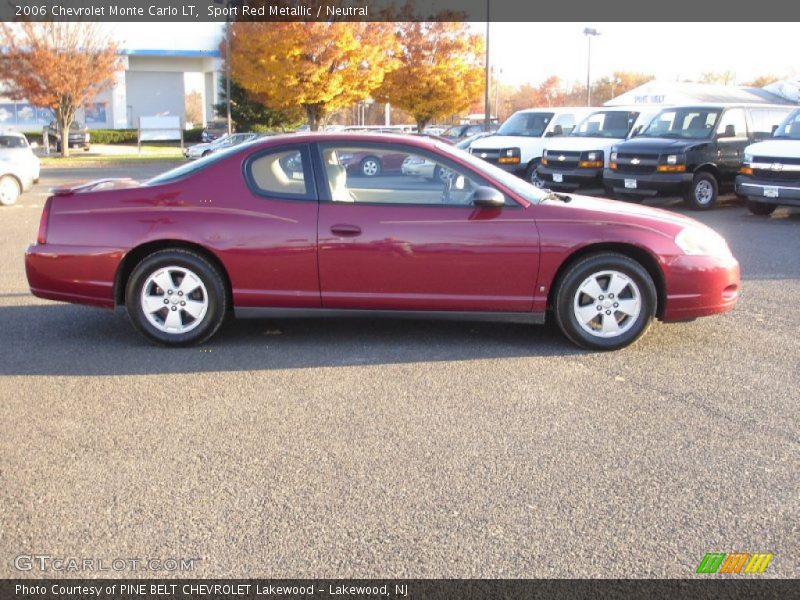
(605, 80), (797, 107)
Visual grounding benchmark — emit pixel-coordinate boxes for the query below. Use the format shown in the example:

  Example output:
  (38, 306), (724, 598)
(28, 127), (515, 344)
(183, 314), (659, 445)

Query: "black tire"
(125, 249), (227, 346)
(359, 156), (382, 177)
(525, 160), (546, 188)
(554, 252), (657, 351)
(683, 172), (718, 210)
(746, 200), (777, 216)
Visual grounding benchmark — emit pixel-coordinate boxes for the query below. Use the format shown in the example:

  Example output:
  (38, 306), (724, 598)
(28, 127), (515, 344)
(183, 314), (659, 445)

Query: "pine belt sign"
(138, 116), (183, 151)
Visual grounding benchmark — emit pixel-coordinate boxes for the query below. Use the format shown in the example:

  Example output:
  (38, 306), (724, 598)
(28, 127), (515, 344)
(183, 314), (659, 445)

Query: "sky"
(107, 22), (800, 88)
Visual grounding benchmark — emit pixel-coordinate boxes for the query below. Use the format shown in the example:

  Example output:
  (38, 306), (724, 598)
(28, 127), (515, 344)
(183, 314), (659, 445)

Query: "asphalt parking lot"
(0, 162), (798, 579)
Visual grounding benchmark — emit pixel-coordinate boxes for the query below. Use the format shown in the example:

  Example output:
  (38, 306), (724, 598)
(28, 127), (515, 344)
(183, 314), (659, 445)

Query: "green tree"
(214, 77), (303, 132)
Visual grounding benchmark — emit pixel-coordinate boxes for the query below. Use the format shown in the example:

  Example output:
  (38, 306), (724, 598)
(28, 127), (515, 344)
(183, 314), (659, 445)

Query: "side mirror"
(472, 186), (505, 208)
(719, 124), (736, 138)
(771, 124), (779, 134)
(630, 125), (642, 138)
(29, 141), (39, 149)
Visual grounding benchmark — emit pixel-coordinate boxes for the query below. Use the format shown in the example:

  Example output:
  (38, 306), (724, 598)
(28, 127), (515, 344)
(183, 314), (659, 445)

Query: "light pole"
(225, 21), (232, 135)
(584, 27), (600, 107)
(484, 1), (491, 132)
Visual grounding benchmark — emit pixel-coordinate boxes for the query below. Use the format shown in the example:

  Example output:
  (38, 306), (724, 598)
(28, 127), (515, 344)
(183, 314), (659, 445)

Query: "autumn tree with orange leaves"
(230, 22), (399, 131)
(0, 22), (120, 157)
(375, 22), (484, 133)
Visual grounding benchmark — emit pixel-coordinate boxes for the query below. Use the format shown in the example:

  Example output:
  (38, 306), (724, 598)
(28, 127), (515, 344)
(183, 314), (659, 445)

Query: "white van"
(736, 108), (800, 215)
(468, 107), (590, 183)
(536, 107), (659, 192)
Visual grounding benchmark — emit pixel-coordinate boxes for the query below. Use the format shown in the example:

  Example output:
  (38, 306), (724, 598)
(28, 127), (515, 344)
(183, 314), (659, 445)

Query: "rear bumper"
(735, 176), (800, 206)
(662, 254), (740, 322)
(25, 244), (122, 308)
(604, 170), (693, 197)
(537, 165), (603, 191)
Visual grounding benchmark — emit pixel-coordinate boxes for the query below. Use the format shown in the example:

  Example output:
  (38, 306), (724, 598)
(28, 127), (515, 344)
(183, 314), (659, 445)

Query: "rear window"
(146, 143), (247, 186)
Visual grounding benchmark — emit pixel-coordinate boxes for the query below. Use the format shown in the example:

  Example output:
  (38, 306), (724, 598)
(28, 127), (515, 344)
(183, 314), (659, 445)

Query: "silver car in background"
(0, 131), (40, 206)
(184, 132), (260, 160)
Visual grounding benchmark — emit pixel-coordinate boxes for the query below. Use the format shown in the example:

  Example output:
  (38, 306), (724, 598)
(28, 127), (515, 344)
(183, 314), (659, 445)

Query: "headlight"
(675, 226), (732, 258)
(657, 153), (686, 172)
(578, 150), (603, 168)
(666, 154), (678, 165)
(498, 148), (521, 164)
(610, 150), (618, 162)
(742, 153), (752, 165)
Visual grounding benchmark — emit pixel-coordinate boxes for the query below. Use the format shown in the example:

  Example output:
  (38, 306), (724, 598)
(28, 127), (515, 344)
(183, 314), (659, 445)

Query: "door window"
(319, 144), (510, 206)
(716, 109), (747, 138)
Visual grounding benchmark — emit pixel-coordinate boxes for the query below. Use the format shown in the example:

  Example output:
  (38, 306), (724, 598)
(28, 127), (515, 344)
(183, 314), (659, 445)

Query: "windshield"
(642, 108), (721, 139)
(496, 112), (554, 137)
(146, 142), (248, 185)
(435, 142), (543, 204)
(571, 110), (639, 139)
(0, 135), (28, 148)
(773, 109), (800, 140)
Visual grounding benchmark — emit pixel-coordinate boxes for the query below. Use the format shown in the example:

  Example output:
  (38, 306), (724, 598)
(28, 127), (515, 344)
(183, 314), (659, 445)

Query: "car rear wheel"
(125, 249), (227, 346)
(554, 253), (656, 351)
(746, 200), (777, 216)
(0, 175), (21, 206)
(360, 157), (382, 177)
(684, 172), (718, 210)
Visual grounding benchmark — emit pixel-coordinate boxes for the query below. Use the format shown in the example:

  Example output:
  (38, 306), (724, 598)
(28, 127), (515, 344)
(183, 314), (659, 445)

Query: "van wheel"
(526, 160), (546, 188)
(0, 175), (21, 206)
(746, 200), (777, 216)
(684, 172), (718, 210)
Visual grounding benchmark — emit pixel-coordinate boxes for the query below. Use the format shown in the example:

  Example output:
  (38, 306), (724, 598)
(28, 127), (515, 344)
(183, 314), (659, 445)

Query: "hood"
(615, 137), (710, 153)
(744, 139), (800, 159)
(470, 135), (542, 150)
(50, 178), (141, 196)
(544, 192), (701, 235)
(544, 137), (622, 153)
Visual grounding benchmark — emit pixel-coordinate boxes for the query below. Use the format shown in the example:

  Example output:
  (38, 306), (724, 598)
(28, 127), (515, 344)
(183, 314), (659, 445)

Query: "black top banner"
(2, 579), (798, 600)
(1, 0), (798, 22)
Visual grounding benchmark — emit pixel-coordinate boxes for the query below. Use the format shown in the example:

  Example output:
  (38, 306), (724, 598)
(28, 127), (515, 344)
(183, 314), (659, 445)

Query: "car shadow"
(0, 304), (581, 376)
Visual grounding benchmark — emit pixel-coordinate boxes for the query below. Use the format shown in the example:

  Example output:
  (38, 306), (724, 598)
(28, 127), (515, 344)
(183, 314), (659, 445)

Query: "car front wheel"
(554, 253), (656, 351)
(125, 249), (227, 346)
(0, 175), (21, 206)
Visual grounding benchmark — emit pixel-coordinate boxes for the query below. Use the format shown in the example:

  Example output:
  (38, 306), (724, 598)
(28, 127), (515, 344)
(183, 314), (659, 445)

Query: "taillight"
(37, 197), (52, 244)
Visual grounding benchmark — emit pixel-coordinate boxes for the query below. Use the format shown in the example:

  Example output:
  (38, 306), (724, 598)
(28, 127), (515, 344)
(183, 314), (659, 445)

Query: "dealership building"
(0, 23), (225, 131)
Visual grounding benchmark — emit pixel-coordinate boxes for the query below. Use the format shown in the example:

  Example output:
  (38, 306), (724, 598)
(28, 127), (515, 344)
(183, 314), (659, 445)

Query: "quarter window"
(247, 148), (309, 197)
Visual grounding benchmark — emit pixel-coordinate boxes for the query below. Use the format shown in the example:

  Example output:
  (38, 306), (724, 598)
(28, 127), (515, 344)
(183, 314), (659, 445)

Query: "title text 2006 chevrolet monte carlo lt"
(25, 134), (740, 351)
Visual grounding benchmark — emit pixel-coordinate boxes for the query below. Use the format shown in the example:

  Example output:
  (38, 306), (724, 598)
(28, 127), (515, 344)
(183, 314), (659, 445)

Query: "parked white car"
(537, 107), (659, 192)
(184, 132), (259, 160)
(468, 107), (591, 184)
(0, 131), (40, 206)
(736, 108), (800, 215)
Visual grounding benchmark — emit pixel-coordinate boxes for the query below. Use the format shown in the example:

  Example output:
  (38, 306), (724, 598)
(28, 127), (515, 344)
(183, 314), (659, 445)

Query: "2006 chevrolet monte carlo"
(25, 133), (740, 351)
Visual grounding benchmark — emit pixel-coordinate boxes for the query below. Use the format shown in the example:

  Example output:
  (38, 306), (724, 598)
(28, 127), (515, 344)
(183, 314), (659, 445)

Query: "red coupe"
(25, 134), (740, 350)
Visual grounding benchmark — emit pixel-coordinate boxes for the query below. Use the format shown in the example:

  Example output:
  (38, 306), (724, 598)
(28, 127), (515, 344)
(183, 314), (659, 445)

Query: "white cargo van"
(536, 107), (659, 192)
(736, 108), (800, 215)
(468, 107), (591, 183)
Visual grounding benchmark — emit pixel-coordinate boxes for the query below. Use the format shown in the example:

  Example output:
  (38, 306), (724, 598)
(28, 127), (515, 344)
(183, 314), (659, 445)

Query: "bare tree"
(0, 22), (120, 157)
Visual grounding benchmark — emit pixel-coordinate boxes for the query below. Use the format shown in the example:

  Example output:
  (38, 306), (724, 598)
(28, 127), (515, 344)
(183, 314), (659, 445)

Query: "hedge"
(20, 128), (207, 145)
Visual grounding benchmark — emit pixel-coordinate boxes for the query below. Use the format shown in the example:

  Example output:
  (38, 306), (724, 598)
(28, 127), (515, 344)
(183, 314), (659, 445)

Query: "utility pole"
(484, 0), (490, 132)
(584, 27), (600, 107)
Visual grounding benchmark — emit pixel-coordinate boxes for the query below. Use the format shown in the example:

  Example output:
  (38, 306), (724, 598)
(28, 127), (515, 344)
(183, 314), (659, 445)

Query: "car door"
(715, 108), (749, 183)
(315, 141), (539, 312)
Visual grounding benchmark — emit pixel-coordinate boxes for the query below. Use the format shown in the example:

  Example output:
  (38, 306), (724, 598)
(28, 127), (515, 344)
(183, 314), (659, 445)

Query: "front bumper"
(662, 254), (740, 322)
(604, 169), (693, 197)
(25, 244), (122, 308)
(735, 175), (800, 206)
(537, 165), (603, 191)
